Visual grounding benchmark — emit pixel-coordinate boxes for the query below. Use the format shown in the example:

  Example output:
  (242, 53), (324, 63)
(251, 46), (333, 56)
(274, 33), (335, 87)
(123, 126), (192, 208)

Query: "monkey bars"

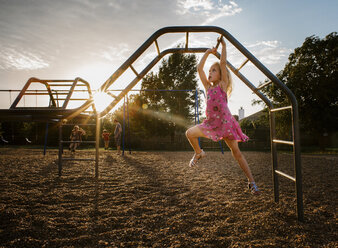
(0, 77), (95, 122)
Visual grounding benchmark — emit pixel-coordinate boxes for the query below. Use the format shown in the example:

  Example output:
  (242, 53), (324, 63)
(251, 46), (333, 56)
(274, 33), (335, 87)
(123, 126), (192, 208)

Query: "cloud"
(0, 47), (50, 70)
(98, 43), (131, 63)
(243, 41), (291, 65)
(176, 0), (242, 24)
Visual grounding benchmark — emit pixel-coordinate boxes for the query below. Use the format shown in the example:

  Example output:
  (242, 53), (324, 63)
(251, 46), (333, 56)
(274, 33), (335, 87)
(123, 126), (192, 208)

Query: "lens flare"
(93, 91), (113, 112)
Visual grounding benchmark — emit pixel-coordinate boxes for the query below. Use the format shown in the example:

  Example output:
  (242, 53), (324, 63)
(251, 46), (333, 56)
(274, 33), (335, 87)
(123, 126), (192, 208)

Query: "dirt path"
(0, 148), (336, 247)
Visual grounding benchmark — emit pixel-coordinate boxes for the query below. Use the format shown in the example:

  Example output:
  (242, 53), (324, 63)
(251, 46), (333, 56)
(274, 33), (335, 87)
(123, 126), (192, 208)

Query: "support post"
(269, 111), (279, 202)
(292, 106), (304, 221)
(122, 96), (126, 156)
(95, 115), (99, 178)
(195, 90), (201, 148)
(218, 141), (224, 154)
(58, 123), (63, 176)
(43, 123), (49, 156)
(127, 94), (131, 154)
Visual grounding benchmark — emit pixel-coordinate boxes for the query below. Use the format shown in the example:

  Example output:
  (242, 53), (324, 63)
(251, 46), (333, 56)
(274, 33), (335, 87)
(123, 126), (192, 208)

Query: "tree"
(140, 51), (200, 139)
(258, 32), (338, 143)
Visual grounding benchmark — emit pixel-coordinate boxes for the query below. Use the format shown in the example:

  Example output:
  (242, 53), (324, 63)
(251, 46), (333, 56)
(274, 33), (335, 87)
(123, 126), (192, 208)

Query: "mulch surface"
(0, 148), (336, 247)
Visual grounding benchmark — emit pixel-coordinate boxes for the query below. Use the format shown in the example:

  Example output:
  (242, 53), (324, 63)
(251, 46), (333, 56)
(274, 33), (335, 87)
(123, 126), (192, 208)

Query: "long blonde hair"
(212, 62), (233, 97)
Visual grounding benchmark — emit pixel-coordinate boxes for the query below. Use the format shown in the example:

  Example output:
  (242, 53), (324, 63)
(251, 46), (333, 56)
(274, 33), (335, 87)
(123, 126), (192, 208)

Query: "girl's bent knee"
(185, 129), (191, 138)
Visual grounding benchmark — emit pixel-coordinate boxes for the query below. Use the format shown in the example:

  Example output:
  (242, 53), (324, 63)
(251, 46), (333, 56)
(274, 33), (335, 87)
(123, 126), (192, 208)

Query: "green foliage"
(111, 52), (200, 142)
(240, 109), (270, 141)
(258, 32), (338, 138)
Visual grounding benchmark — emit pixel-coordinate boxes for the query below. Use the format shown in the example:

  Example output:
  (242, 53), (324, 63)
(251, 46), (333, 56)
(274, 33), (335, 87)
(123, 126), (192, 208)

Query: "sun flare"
(93, 91), (113, 112)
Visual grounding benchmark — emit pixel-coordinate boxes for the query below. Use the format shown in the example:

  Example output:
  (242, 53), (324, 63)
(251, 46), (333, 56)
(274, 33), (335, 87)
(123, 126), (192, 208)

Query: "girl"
(185, 37), (260, 194)
(102, 129), (111, 150)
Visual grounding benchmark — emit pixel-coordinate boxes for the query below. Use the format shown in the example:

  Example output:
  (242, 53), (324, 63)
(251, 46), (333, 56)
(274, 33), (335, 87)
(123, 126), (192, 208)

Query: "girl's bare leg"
(224, 138), (255, 182)
(185, 125), (208, 154)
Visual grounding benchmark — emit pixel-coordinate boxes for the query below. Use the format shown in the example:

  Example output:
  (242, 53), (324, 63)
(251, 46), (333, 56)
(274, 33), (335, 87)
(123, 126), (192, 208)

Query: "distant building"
(238, 107), (244, 120)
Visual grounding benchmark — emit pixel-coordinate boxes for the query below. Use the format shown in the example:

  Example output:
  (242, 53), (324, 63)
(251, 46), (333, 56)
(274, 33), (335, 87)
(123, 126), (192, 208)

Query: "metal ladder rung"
(51, 93), (69, 95)
(55, 98), (89, 101)
(215, 35), (223, 49)
(185, 32), (189, 49)
(45, 80), (75, 83)
(154, 39), (161, 56)
(48, 84), (87, 87)
(273, 139), (294, 146)
(236, 59), (249, 71)
(107, 92), (118, 98)
(24, 93), (56, 95)
(130, 65), (140, 78)
(62, 158), (96, 161)
(275, 170), (295, 182)
(256, 81), (272, 90)
(271, 106), (292, 112)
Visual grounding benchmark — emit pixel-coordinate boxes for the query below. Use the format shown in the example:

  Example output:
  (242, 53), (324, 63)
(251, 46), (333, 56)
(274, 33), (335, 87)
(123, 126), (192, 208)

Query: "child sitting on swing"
(69, 125), (86, 153)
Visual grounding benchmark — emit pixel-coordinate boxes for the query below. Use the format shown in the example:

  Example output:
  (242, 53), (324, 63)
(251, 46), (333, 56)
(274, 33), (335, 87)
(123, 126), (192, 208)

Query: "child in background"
(69, 125), (86, 153)
(102, 129), (111, 150)
(113, 120), (122, 155)
(185, 37), (260, 194)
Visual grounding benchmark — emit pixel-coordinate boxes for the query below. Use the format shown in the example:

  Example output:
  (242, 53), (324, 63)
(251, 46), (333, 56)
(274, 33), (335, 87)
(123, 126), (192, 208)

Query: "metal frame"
(0, 26), (303, 220)
(95, 26), (302, 221)
(0, 77), (99, 177)
(58, 120), (99, 177)
(0, 77), (95, 122)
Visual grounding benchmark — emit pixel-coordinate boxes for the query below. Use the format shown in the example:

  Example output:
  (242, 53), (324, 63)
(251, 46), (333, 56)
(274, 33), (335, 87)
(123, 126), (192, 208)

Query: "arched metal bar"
(95, 26), (302, 221)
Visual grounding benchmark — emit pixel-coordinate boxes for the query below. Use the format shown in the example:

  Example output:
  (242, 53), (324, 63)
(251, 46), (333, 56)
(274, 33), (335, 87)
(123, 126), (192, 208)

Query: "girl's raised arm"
(219, 37), (229, 87)
(197, 48), (215, 91)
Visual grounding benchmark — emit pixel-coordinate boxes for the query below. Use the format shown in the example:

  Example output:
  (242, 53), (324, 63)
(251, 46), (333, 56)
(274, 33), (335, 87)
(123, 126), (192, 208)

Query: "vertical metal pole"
(269, 111), (279, 202)
(9, 90), (12, 105)
(95, 115), (99, 178)
(218, 141), (224, 154)
(127, 94), (131, 154)
(58, 123), (63, 176)
(196, 90), (200, 124)
(194, 90), (197, 125)
(195, 90), (201, 147)
(292, 107), (304, 221)
(43, 123), (49, 156)
(122, 96), (126, 156)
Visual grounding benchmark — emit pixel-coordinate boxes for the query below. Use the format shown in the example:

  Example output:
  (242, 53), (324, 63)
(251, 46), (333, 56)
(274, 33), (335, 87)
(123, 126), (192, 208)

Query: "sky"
(0, 0), (337, 117)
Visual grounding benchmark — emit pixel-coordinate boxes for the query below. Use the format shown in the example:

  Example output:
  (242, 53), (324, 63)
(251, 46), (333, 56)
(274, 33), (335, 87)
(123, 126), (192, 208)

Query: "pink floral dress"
(199, 85), (249, 142)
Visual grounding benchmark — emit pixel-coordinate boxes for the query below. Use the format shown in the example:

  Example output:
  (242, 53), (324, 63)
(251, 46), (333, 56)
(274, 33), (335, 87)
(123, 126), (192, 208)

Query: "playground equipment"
(0, 77), (100, 176)
(0, 26), (303, 221)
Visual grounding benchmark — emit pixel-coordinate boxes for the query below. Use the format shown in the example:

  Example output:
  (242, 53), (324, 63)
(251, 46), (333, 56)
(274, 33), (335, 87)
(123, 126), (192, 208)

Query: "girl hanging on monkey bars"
(185, 37), (260, 194)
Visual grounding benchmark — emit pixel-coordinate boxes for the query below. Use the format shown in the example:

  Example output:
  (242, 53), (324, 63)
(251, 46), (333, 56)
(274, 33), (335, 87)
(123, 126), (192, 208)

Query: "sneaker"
(248, 182), (260, 195)
(189, 150), (206, 167)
